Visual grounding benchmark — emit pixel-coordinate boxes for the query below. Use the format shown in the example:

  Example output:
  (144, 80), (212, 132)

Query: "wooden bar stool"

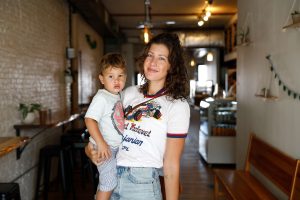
(0, 183), (21, 200)
(34, 144), (75, 200)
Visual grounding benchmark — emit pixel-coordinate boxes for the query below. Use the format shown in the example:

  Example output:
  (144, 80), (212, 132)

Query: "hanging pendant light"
(206, 16), (214, 62)
(207, 51), (213, 61)
(142, 0), (152, 43)
(206, 35), (214, 61)
(143, 26), (150, 43)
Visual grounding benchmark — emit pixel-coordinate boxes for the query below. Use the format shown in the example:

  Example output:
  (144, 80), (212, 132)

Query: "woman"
(86, 32), (190, 200)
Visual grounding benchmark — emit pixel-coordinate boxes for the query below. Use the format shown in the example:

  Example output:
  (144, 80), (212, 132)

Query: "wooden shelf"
(13, 113), (84, 159)
(282, 22), (300, 30)
(255, 94), (279, 101)
(0, 137), (29, 158)
(236, 41), (252, 47)
(224, 51), (237, 62)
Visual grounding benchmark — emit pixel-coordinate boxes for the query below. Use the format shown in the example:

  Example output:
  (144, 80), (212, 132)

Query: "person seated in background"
(227, 71), (236, 98)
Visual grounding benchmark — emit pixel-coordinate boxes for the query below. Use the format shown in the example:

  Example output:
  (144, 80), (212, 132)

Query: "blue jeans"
(110, 166), (162, 200)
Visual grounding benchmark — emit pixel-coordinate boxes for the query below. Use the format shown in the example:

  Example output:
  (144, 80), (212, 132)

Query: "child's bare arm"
(85, 118), (111, 159)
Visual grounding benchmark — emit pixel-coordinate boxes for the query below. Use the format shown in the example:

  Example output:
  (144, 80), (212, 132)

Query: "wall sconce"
(66, 47), (76, 59)
(64, 67), (73, 84)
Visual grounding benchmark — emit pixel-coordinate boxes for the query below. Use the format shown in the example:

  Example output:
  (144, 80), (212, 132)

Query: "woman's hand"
(96, 141), (111, 160)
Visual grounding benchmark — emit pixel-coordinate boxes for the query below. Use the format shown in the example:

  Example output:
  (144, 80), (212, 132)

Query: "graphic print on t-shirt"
(124, 101), (162, 121)
(111, 100), (124, 135)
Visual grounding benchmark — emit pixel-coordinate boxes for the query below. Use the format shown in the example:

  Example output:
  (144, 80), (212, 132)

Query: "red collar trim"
(143, 88), (167, 98)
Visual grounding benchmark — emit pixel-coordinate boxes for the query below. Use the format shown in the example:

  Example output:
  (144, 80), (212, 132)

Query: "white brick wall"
(74, 14), (103, 104)
(0, 0), (69, 136)
(0, 0), (102, 199)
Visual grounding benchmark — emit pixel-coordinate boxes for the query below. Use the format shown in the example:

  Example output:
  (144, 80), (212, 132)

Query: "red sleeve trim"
(167, 133), (187, 138)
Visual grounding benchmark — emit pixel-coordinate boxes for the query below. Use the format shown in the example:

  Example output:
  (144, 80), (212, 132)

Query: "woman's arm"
(163, 137), (185, 200)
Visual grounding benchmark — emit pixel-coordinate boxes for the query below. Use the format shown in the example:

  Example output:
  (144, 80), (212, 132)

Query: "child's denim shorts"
(110, 166), (162, 200)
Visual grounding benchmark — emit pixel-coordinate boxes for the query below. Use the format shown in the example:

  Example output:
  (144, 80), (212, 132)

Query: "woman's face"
(144, 43), (171, 86)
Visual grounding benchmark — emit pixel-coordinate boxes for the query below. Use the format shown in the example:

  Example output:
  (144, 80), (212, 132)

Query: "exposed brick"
(0, 0), (102, 199)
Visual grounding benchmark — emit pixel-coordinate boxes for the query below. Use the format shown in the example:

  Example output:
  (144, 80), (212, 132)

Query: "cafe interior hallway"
(179, 106), (215, 200)
(42, 106), (228, 200)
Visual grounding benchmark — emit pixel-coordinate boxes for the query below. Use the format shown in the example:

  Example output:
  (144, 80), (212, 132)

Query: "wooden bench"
(214, 133), (300, 200)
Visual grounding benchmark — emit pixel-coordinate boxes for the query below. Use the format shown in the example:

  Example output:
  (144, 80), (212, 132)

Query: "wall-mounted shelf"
(237, 41), (252, 47)
(13, 113), (84, 159)
(282, 22), (300, 30)
(224, 51), (237, 62)
(0, 137), (29, 158)
(255, 94), (279, 101)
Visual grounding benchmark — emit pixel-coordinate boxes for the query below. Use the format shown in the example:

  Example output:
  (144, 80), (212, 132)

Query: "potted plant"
(19, 103), (41, 124)
(291, 11), (300, 24)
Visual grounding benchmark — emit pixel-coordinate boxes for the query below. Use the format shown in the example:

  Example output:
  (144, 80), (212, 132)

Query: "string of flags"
(266, 55), (300, 100)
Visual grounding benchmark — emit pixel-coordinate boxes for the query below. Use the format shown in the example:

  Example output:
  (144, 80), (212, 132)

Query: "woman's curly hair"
(136, 32), (189, 100)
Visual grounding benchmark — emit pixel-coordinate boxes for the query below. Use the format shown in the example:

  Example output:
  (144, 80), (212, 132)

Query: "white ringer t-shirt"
(117, 86), (190, 168)
(85, 89), (124, 147)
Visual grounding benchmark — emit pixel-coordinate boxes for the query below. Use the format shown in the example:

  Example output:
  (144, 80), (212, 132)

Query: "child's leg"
(96, 147), (118, 200)
(95, 190), (113, 200)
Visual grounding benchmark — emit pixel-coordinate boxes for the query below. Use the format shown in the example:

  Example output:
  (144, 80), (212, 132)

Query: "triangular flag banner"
(266, 55), (300, 101)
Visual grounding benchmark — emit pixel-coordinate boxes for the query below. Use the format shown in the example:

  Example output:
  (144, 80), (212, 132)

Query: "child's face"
(99, 66), (126, 94)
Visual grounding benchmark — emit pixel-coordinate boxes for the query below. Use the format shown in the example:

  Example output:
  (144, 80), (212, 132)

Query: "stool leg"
(65, 146), (76, 200)
(88, 160), (99, 193)
(80, 148), (88, 188)
(59, 150), (68, 199)
(34, 152), (44, 200)
(43, 156), (52, 200)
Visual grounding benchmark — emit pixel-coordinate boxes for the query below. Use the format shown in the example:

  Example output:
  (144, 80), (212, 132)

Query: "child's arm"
(85, 117), (111, 160)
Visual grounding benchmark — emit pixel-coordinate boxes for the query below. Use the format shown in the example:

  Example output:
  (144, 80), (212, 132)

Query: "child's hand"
(96, 141), (111, 160)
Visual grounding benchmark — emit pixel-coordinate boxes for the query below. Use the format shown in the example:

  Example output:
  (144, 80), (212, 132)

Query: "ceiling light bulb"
(198, 20), (204, 26)
(205, 10), (211, 17)
(190, 59), (195, 67)
(203, 15), (209, 21)
(207, 52), (213, 61)
(143, 27), (150, 43)
(166, 21), (176, 25)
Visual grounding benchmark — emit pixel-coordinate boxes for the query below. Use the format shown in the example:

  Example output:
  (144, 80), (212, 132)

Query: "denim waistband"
(116, 166), (160, 173)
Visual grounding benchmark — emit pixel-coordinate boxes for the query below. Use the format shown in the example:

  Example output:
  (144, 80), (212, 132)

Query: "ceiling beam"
(111, 12), (236, 17)
(68, 0), (122, 38)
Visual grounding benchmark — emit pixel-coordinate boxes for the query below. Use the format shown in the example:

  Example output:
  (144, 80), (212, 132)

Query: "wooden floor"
(180, 107), (215, 200)
(41, 107), (234, 200)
